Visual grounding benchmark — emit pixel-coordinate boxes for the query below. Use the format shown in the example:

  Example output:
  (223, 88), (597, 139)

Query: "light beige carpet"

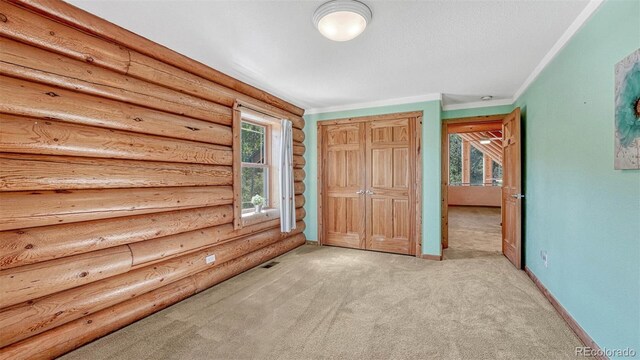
(444, 206), (503, 260)
(63, 243), (582, 359)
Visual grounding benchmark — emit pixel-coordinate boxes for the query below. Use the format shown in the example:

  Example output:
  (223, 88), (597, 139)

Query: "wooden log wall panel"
(0, 154), (232, 191)
(0, 245), (132, 309)
(296, 194), (306, 208)
(0, 186), (233, 231)
(8, 0), (305, 117)
(0, 230), (305, 348)
(0, 0), (130, 73)
(294, 168), (306, 182)
(293, 128), (305, 143)
(0, 206), (234, 270)
(294, 116), (305, 131)
(293, 144), (306, 156)
(0, 235), (305, 360)
(0, 277), (199, 360)
(126, 51), (306, 128)
(0, 76), (233, 145)
(296, 207), (307, 220)
(0, 115), (233, 165)
(129, 221), (305, 269)
(193, 233), (305, 291)
(0, 38), (232, 125)
(0, 1), (307, 356)
(293, 155), (306, 167)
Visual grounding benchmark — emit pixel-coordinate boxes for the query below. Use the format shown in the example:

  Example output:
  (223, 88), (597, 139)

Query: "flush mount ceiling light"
(481, 96), (493, 101)
(479, 139), (492, 145)
(313, 0), (372, 42)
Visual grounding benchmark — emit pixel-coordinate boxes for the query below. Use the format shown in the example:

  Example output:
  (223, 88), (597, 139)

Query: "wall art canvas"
(614, 48), (640, 170)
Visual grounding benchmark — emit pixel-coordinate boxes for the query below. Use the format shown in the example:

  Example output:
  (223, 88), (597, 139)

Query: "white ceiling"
(69, 0), (590, 112)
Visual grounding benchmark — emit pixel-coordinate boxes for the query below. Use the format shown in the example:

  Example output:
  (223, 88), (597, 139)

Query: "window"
(241, 121), (269, 210)
(232, 103), (282, 229)
(491, 160), (503, 186)
(449, 133), (502, 187)
(469, 145), (484, 186)
(448, 134), (462, 185)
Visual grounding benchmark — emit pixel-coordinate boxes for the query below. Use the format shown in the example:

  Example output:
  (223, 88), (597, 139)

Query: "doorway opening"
(441, 110), (522, 267)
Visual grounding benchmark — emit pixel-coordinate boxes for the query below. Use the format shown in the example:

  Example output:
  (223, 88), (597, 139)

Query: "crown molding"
(305, 93), (442, 115)
(442, 98), (514, 112)
(512, 0), (604, 100)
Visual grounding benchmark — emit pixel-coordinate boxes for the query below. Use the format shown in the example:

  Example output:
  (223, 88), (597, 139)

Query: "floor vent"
(261, 261), (279, 269)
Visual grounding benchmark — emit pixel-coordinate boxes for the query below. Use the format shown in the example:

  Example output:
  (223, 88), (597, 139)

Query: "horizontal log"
(0, 1), (130, 73)
(293, 128), (305, 143)
(0, 75), (232, 145)
(293, 144), (305, 156)
(0, 154), (232, 191)
(193, 233), (305, 291)
(296, 194), (306, 208)
(0, 37), (231, 125)
(0, 205), (233, 270)
(0, 245), (132, 309)
(294, 181), (305, 195)
(127, 52), (305, 129)
(0, 186), (233, 231)
(294, 168), (306, 182)
(0, 115), (232, 165)
(0, 235), (305, 360)
(128, 52), (235, 108)
(0, 249), (208, 347)
(293, 155), (306, 168)
(0, 277), (198, 360)
(0, 229), (303, 347)
(9, 0), (306, 117)
(296, 207), (306, 220)
(129, 221), (304, 268)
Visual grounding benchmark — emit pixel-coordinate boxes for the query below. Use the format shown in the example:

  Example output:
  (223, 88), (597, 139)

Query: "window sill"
(241, 208), (280, 227)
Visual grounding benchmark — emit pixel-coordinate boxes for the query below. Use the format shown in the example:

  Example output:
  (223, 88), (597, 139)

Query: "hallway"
(444, 206), (502, 260)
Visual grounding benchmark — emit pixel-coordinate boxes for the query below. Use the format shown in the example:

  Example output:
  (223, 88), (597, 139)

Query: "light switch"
(205, 254), (216, 264)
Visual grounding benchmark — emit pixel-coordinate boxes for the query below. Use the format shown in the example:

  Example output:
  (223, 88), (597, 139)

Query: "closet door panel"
(365, 119), (414, 255)
(323, 123), (366, 249)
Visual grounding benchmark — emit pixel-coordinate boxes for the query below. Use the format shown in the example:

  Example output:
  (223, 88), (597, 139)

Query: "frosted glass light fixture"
(313, 0), (372, 42)
(480, 139), (492, 145)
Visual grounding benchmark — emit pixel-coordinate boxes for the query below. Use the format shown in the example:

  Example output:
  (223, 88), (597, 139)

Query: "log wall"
(0, 1), (306, 358)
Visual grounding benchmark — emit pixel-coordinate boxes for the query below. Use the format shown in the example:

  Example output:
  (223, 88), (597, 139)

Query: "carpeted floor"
(63, 243), (582, 359)
(444, 206), (502, 260)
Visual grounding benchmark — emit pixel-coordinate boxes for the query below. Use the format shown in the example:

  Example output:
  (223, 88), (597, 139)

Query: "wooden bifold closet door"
(320, 114), (418, 256)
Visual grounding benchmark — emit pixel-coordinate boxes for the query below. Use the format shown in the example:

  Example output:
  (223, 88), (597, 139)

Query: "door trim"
(317, 111), (423, 257)
(440, 114), (508, 253)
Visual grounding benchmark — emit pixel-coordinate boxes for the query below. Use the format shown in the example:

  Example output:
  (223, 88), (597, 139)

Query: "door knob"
(356, 190), (365, 194)
(511, 194), (525, 199)
(366, 190), (374, 195)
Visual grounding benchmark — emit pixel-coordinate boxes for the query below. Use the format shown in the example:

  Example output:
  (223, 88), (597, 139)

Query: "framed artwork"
(614, 48), (640, 170)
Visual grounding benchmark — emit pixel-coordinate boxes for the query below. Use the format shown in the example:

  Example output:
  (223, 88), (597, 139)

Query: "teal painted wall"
(441, 104), (514, 120)
(303, 101), (442, 255)
(513, 0), (640, 357)
(302, 0), (638, 354)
